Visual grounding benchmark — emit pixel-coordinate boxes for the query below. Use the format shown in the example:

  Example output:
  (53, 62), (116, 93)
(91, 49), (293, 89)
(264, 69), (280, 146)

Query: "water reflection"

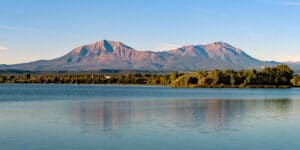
(2, 85), (300, 150)
(70, 99), (292, 133)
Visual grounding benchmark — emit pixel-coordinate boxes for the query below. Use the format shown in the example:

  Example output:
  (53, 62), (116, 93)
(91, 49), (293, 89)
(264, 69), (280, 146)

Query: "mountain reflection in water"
(70, 99), (292, 133)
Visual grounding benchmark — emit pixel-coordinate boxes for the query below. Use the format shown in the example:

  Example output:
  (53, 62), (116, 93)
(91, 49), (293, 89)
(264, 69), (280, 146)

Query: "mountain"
(0, 40), (279, 71)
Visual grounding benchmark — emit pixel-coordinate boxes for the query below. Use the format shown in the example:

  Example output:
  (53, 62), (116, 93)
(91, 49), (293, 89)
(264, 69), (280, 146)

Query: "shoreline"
(0, 83), (297, 88)
(1, 65), (299, 88)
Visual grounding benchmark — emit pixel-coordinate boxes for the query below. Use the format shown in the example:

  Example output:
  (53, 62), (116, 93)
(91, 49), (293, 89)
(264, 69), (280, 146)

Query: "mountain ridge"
(0, 40), (280, 71)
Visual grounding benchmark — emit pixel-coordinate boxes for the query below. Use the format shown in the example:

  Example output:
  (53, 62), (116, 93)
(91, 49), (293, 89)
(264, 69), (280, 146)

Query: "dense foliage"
(171, 64), (294, 88)
(291, 75), (300, 87)
(0, 64), (298, 88)
(0, 73), (174, 85)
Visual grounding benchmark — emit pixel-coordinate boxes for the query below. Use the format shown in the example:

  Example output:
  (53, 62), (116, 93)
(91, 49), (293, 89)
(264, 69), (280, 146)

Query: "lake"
(1, 84), (300, 150)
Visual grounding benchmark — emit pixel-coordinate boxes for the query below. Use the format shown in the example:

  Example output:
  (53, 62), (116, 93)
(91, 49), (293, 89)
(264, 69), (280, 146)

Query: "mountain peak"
(98, 40), (122, 46)
(206, 41), (234, 48)
(2, 39), (279, 71)
(72, 40), (133, 55)
(212, 41), (231, 45)
(97, 40), (133, 51)
(204, 41), (242, 54)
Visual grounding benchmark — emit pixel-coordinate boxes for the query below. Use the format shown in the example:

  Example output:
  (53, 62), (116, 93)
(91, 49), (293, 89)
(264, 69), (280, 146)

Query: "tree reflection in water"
(70, 99), (292, 134)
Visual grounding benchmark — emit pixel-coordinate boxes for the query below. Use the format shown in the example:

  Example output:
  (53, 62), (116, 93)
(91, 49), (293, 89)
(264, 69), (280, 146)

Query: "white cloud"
(0, 46), (8, 51)
(156, 43), (182, 51)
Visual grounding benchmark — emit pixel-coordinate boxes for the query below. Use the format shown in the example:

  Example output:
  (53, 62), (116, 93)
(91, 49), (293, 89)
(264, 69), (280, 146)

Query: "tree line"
(0, 73), (173, 85)
(0, 64), (299, 88)
(171, 64), (295, 88)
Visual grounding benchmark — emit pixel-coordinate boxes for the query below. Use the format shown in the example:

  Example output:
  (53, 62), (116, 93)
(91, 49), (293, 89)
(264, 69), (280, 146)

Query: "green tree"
(159, 76), (169, 85)
(208, 69), (221, 85)
(261, 66), (276, 85)
(275, 64), (293, 85)
(0, 76), (6, 83)
(187, 76), (198, 85)
(244, 68), (257, 85)
(170, 72), (179, 82)
(291, 76), (300, 86)
(236, 70), (247, 85)
(24, 74), (31, 80)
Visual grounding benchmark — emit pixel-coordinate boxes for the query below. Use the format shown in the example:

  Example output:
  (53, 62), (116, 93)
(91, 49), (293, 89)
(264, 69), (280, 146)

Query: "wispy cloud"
(0, 45), (8, 51)
(0, 24), (41, 32)
(156, 43), (182, 51)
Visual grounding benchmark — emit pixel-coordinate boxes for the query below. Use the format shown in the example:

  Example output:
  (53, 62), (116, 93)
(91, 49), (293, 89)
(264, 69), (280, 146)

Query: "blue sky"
(1, 0), (300, 64)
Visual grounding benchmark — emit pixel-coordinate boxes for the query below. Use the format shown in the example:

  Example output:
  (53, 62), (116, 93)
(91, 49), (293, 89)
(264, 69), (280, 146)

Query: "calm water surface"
(1, 84), (300, 150)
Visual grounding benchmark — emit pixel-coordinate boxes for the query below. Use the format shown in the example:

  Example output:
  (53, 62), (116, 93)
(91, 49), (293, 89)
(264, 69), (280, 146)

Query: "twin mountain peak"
(3, 40), (278, 71)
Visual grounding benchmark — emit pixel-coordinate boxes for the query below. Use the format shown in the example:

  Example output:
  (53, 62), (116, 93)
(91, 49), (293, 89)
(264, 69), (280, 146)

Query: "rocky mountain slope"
(0, 40), (279, 71)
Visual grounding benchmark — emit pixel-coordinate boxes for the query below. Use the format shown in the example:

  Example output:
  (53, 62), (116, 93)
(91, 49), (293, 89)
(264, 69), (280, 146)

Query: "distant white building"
(105, 75), (111, 79)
